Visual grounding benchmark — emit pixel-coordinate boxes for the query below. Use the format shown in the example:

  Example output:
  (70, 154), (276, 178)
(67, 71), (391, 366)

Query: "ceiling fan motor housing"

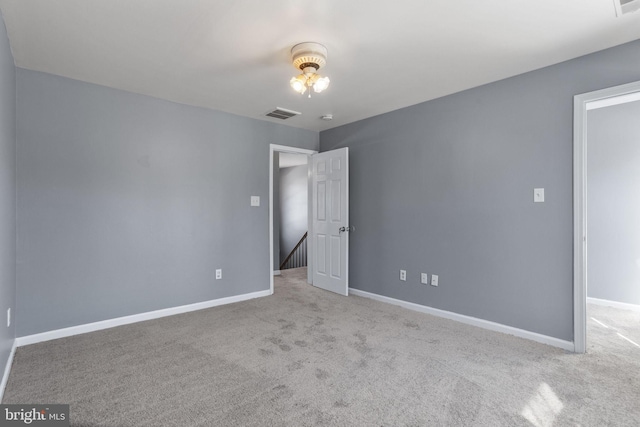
(291, 42), (328, 71)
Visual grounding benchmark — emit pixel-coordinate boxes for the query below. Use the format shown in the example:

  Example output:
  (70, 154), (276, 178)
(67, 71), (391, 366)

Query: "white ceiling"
(1, 1), (639, 132)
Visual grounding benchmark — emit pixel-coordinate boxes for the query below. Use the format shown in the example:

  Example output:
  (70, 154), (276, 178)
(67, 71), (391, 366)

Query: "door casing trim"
(269, 144), (317, 294)
(573, 80), (640, 353)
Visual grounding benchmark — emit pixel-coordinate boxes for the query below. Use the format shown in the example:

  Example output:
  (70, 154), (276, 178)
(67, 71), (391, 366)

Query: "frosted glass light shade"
(289, 75), (307, 94)
(313, 76), (330, 93)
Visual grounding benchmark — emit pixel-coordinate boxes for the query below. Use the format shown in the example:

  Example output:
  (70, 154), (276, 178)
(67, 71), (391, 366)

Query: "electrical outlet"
(216, 269), (222, 280)
(421, 273), (429, 285)
(7, 308), (10, 327)
(431, 274), (439, 287)
(400, 270), (407, 281)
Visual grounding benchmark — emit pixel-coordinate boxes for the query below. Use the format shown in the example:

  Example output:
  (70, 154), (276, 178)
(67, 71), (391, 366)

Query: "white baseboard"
(349, 288), (575, 352)
(1, 340), (17, 402)
(16, 290), (271, 347)
(273, 270), (281, 276)
(588, 297), (640, 312)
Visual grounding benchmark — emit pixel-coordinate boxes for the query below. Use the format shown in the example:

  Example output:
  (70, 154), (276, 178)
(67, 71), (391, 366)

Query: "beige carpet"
(3, 268), (639, 426)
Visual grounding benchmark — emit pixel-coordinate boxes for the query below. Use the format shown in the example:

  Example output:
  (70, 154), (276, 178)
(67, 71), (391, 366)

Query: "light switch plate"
(431, 275), (439, 287)
(421, 273), (429, 285)
(534, 188), (545, 203)
(250, 196), (260, 207)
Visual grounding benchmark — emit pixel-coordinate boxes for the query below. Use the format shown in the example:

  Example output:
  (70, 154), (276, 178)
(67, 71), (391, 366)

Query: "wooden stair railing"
(279, 232), (308, 270)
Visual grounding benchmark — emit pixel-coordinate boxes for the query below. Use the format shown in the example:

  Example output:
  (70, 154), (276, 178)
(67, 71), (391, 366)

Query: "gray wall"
(320, 39), (640, 341)
(279, 165), (308, 264)
(587, 100), (640, 305)
(0, 11), (16, 378)
(16, 69), (318, 336)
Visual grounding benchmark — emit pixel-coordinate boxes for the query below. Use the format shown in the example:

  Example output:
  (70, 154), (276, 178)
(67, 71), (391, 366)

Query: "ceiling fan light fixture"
(290, 75), (307, 94)
(290, 42), (330, 98)
(313, 76), (330, 93)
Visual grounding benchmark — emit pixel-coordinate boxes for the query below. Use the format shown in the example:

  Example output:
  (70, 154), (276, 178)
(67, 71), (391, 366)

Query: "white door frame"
(269, 144), (318, 294)
(573, 80), (640, 353)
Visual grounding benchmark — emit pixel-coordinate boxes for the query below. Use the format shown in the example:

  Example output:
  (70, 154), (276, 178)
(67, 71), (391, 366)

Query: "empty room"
(1, 1), (640, 426)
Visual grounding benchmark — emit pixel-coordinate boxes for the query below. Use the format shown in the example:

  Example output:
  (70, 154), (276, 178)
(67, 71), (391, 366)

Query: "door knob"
(339, 226), (355, 233)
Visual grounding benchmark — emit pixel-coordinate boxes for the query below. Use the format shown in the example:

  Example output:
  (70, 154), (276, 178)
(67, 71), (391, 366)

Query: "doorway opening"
(573, 80), (640, 353)
(269, 144), (317, 295)
(276, 152), (310, 271)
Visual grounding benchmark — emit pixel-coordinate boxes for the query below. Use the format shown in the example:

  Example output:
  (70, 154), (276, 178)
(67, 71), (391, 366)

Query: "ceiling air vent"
(614, 0), (640, 16)
(265, 107), (301, 120)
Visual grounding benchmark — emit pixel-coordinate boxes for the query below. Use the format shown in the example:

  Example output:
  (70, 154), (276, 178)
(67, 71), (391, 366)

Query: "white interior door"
(311, 147), (349, 296)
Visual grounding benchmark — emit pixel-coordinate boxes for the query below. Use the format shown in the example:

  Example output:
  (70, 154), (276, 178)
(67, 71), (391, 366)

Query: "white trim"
(0, 341), (17, 402)
(269, 144), (317, 294)
(350, 288), (574, 352)
(586, 91), (640, 110)
(588, 297), (640, 312)
(273, 270), (281, 276)
(573, 80), (640, 354)
(573, 93), (588, 354)
(16, 290), (270, 347)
